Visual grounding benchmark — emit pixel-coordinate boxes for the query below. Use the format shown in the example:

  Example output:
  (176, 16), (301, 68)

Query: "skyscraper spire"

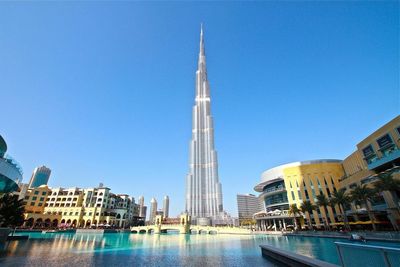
(186, 26), (224, 224)
(199, 23), (205, 57)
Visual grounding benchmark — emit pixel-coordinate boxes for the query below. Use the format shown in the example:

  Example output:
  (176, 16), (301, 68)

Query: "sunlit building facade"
(23, 184), (139, 228)
(236, 194), (263, 223)
(340, 115), (400, 229)
(185, 26), (224, 224)
(254, 160), (344, 231)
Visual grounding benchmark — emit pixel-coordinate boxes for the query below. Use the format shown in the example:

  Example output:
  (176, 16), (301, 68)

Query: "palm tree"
(373, 173), (400, 230)
(0, 193), (25, 228)
(289, 204), (301, 230)
(300, 200), (316, 230)
(331, 188), (351, 231)
(350, 184), (377, 231)
(316, 194), (331, 231)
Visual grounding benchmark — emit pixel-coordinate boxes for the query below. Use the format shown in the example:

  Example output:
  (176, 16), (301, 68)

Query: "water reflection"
(0, 233), (278, 266)
(7, 232), (393, 266)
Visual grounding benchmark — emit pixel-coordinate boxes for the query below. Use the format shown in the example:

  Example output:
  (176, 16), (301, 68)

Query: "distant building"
(28, 166), (51, 188)
(23, 184), (139, 228)
(149, 198), (157, 224)
(15, 182), (29, 200)
(138, 196), (147, 220)
(0, 134), (23, 193)
(236, 194), (262, 222)
(163, 195), (169, 218)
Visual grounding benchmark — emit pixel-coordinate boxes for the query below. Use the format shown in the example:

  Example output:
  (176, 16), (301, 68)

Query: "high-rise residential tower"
(185, 25), (224, 223)
(138, 196), (147, 219)
(28, 166), (51, 188)
(163, 195), (169, 218)
(149, 198), (157, 224)
(236, 194), (263, 223)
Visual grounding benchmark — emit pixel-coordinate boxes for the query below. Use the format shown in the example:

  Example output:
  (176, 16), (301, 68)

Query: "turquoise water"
(1, 232), (399, 266)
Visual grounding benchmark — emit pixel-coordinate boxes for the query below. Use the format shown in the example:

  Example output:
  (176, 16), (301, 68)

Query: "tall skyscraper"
(185, 25), (224, 223)
(149, 198), (157, 223)
(138, 196), (146, 218)
(28, 166), (51, 188)
(163, 195), (169, 218)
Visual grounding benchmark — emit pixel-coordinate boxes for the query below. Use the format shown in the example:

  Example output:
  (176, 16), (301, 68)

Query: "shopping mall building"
(254, 115), (400, 231)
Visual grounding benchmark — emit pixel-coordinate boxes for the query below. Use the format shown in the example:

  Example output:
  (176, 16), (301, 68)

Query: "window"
(42, 191), (47, 195)
(75, 212), (79, 215)
(24, 196), (29, 200)
(38, 203), (42, 207)
(396, 126), (400, 136)
(30, 202), (35, 206)
(291, 191), (295, 201)
(362, 145), (375, 158)
(305, 190), (310, 200)
(40, 197), (44, 201)
(297, 190), (302, 200)
(69, 212), (73, 215)
(34, 191), (39, 195)
(377, 134), (393, 149)
(64, 212), (67, 215)
(32, 196), (37, 201)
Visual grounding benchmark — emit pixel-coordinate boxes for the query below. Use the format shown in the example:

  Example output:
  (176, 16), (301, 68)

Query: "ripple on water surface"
(0, 233), (278, 267)
(1, 232), (398, 267)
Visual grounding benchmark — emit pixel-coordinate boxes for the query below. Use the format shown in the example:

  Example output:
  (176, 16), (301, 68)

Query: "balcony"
(367, 147), (400, 170)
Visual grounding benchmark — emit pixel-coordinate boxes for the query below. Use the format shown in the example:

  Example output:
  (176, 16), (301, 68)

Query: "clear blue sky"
(1, 1), (398, 217)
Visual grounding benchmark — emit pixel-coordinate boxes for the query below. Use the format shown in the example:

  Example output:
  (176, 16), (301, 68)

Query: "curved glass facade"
(0, 135), (22, 193)
(261, 180), (289, 211)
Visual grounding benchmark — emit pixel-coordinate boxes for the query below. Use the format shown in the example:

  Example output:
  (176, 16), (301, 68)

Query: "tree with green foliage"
(331, 188), (351, 231)
(373, 173), (400, 231)
(300, 200), (316, 230)
(350, 184), (377, 231)
(316, 194), (331, 230)
(0, 193), (25, 228)
(289, 204), (301, 230)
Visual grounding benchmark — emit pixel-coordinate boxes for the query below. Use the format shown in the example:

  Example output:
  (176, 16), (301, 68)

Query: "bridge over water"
(130, 214), (251, 235)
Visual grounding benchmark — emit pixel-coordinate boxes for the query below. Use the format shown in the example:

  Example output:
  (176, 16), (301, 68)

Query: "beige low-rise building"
(23, 184), (139, 228)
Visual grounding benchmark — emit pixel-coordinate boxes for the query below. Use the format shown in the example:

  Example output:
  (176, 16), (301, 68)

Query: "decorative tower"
(185, 25), (224, 224)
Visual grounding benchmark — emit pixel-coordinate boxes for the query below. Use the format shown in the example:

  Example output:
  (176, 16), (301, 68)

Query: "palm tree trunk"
(383, 191), (400, 231)
(293, 214), (298, 230)
(307, 212), (313, 230)
(365, 201), (377, 231)
(323, 206), (330, 231)
(339, 204), (350, 231)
